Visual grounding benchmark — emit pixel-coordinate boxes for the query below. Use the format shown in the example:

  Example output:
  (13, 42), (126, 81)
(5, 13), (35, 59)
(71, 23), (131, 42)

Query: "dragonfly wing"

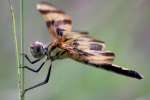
(37, 2), (72, 40)
(62, 31), (106, 51)
(61, 31), (114, 64)
(61, 31), (143, 79)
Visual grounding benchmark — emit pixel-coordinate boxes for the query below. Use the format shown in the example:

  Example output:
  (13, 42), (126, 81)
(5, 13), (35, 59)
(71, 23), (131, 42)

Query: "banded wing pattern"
(36, 2), (72, 40)
(36, 2), (143, 79)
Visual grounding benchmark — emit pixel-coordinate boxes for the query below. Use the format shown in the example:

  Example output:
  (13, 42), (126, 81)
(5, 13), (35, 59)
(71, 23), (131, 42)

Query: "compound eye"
(30, 41), (45, 58)
(36, 46), (41, 53)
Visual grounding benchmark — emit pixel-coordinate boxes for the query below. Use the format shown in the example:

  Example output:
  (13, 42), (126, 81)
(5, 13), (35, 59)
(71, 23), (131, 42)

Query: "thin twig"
(20, 0), (25, 99)
(8, 0), (25, 100)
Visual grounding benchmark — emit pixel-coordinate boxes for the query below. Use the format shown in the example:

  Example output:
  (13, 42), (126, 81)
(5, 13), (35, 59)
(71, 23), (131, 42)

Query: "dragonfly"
(22, 1), (143, 95)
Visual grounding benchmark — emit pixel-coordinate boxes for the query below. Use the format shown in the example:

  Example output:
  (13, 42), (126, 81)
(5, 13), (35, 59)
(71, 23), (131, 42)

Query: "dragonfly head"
(30, 41), (47, 58)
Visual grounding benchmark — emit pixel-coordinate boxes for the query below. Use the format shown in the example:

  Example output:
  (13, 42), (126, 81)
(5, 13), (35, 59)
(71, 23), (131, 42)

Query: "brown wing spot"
(72, 40), (79, 46)
(101, 52), (115, 57)
(90, 43), (103, 50)
(92, 39), (105, 43)
(38, 10), (65, 14)
(56, 28), (64, 36)
(46, 19), (72, 28)
(73, 31), (89, 35)
(46, 20), (55, 27)
(62, 19), (72, 25)
(80, 32), (88, 35)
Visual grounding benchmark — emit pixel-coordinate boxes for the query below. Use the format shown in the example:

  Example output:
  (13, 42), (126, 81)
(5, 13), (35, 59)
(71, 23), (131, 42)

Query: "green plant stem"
(20, 0), (25, 99)
(8, 0), (25, 100)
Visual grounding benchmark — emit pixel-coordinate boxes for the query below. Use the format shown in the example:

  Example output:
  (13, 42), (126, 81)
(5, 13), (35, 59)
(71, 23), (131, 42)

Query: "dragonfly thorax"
(30, 41), (48, 58)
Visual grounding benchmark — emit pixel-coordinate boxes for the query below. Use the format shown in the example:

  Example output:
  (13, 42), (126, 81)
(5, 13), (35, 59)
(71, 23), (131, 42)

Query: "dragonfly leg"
(23, 61), (46, 73)
(22, 61), (52, 95)
(21, 53), (46, 73)
(21, 53), (41, 64)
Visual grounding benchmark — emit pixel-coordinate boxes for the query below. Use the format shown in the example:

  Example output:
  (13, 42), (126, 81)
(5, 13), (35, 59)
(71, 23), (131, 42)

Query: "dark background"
(0, 0), (149, 100)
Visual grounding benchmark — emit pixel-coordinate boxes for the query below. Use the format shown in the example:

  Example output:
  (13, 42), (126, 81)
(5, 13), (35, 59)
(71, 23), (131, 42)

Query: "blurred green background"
(0, 0), (149, 100)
